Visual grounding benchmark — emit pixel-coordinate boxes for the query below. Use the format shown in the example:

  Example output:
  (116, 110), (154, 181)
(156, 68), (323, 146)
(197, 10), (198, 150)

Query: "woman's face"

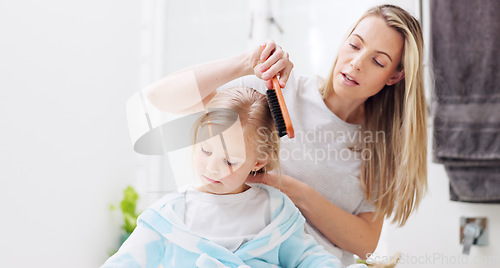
(332, 15), (405, 101)
(193, 121), (261, 195)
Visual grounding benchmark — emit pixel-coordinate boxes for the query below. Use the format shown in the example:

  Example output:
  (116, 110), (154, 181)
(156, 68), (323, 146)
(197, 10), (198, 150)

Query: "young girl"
(102, 87), (364, 267)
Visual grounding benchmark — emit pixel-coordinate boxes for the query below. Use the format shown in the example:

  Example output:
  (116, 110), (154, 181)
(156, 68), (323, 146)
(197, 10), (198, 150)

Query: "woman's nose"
(350, 53), (365, 71)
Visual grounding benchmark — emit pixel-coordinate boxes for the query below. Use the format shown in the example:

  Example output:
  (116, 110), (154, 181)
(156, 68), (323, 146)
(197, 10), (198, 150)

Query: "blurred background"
(0, 0), (498, 267)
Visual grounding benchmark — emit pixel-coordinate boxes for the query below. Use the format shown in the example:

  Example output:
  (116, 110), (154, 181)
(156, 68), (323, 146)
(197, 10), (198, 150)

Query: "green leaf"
(118, 185), (140, 233)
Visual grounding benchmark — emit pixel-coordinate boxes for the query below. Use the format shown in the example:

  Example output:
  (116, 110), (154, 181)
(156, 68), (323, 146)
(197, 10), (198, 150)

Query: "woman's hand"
(247, 40), (294, 89)
(246, 172), (282, 189)
(247, 172), (308, 206)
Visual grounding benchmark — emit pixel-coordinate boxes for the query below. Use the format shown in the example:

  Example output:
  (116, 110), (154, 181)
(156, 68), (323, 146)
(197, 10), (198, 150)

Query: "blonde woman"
(146, 4), (427, 266)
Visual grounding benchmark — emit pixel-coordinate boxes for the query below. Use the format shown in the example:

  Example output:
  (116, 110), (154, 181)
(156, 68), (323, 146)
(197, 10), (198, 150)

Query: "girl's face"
(332, 15), (405, 101)
(193, 121), (263, 195)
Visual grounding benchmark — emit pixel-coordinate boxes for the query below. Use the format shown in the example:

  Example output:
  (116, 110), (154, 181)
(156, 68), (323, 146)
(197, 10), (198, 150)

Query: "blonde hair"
(193, 87), (280, 174)
(320, 5), (427, 226)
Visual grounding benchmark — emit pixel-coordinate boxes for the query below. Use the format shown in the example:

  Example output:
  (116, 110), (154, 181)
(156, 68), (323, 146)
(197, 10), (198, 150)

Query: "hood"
(138, 184), (304, 264)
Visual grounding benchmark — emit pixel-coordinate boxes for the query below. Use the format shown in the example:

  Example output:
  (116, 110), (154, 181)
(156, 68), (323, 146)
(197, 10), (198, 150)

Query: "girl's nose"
(206, 158), (219, 174)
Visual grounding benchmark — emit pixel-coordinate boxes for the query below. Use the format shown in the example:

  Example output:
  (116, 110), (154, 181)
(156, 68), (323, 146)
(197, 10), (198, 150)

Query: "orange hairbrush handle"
(270, 77), (294, 138)
(260, 45), (294, 138)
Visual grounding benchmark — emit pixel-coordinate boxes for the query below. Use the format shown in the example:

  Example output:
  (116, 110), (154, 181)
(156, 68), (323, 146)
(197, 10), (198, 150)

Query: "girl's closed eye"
(201, 143), (238, 166)
(349, 43), (359, 50)
(224, 159), (237, 166)
(201, 145), (212, 156)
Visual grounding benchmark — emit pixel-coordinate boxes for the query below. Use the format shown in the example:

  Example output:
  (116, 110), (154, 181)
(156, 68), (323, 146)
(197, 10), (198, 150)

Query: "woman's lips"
(341, 73), (359, 86)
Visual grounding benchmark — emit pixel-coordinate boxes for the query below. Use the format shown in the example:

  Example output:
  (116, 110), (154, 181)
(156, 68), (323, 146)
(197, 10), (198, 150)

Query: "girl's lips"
(341, 73), (359, 86)
(203, 175), (221, 184)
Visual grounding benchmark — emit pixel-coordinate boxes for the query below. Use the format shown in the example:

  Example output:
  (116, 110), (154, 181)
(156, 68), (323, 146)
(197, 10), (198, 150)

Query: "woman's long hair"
(320, 4), (427, 226)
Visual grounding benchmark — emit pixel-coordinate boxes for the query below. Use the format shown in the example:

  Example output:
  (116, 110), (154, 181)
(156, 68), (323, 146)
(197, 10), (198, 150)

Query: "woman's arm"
(145, 41), (293, 113)
(249, 173), (383, 259)
(293, 181), (383, 259)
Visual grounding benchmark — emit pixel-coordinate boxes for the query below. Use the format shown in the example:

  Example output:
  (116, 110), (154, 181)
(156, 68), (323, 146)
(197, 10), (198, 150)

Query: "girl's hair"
(193, 87), (280, 173)
(320, 4), (427, 226)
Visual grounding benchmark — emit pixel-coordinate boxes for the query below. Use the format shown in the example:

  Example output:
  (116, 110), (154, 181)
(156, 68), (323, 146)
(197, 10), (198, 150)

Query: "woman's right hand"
(247, 40), (294, 89)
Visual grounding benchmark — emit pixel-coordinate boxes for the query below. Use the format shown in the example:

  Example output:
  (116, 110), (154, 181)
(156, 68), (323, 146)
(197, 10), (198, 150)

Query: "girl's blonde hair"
(320, 4), (427, 226)
(193, 87), (280, 173)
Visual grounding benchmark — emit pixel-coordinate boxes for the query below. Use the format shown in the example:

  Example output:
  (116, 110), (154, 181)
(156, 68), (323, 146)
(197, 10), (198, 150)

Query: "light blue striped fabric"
(102, 184), (367, 268)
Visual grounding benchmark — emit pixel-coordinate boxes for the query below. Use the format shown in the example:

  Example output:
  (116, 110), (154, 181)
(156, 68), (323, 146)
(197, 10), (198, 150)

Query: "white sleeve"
(217, 70), (300, 95)
(216, 75), (269, 94)
(354, 198), (376, 215)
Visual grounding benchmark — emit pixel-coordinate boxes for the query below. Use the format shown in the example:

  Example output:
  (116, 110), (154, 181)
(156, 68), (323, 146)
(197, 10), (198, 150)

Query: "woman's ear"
(386, 69), (405, 86)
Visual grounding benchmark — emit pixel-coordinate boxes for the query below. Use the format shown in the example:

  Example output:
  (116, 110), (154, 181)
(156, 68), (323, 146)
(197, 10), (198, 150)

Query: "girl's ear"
(386, 69), (405, 86)
(253, 159), (268, 172)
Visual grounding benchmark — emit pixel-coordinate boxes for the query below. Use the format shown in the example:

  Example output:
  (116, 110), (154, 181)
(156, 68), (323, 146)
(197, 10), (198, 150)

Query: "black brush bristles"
(266, 89), (287, 137)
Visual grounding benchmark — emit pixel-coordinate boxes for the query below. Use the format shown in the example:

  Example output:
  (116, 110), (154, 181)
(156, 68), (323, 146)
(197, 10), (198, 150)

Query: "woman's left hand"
(246, 172), (308, 205)
(246, 172), (282, 189)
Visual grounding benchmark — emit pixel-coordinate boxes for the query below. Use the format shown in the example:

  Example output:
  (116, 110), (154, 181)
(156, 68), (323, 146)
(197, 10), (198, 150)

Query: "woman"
(146, 4), (427, 266)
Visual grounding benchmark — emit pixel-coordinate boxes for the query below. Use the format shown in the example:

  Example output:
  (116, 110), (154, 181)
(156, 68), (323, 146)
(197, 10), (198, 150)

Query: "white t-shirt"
(183, 184), (271, 252)
(218, 72), (375, 266)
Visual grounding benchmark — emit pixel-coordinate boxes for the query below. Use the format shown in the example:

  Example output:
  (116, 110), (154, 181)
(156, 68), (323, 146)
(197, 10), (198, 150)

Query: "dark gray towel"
(431, 0), (500, 202)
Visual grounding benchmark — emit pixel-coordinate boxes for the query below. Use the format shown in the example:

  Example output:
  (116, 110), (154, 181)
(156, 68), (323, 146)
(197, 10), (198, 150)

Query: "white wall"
(163, 0), (251, 73)
(0, 1), (141, 267)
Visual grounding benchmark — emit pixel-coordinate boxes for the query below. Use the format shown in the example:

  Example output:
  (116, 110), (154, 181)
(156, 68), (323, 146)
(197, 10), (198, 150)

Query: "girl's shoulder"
(248, 183), (280, 196)
(248, 183), (297, 212)
(146, 191), (186, 215)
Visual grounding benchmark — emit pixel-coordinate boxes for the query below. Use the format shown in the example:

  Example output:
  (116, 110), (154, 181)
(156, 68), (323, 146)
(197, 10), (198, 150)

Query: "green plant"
(121, 185), (139, 233)
(108, 185), (140, 256)
(110, 185), (140, 235)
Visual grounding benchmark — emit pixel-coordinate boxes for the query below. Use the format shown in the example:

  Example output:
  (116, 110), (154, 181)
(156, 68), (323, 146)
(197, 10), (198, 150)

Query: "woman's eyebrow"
(352, 34), (393, 62)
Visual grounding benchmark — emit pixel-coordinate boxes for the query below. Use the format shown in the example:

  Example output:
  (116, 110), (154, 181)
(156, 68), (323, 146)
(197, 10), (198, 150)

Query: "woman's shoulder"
(217, 71), (322, 95)
(279, 72), (324, 102)
(284, 71), (320, 90)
